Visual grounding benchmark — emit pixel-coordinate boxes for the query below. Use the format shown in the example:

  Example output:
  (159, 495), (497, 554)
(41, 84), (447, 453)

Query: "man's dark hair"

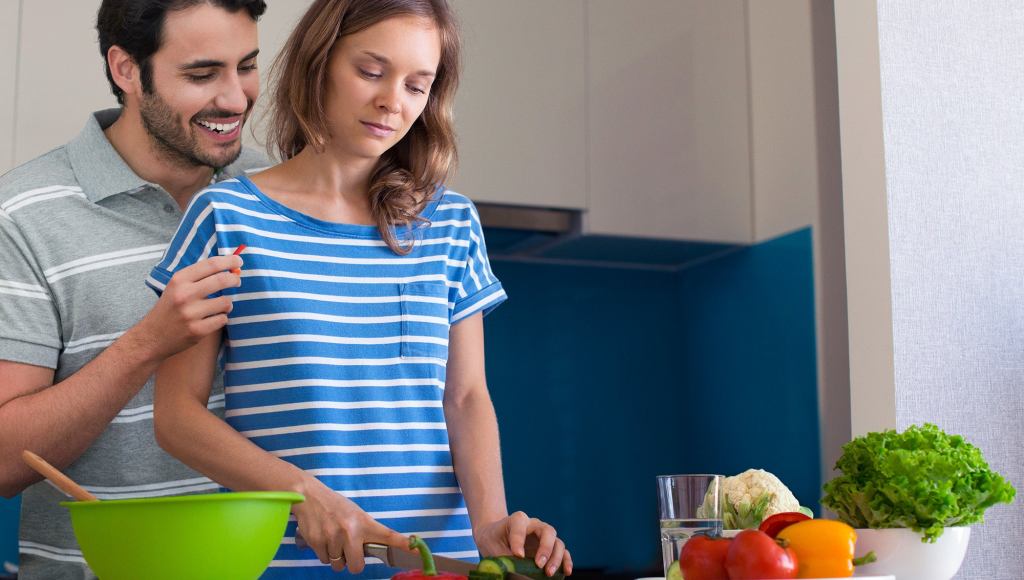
(97, 0), (267, 105)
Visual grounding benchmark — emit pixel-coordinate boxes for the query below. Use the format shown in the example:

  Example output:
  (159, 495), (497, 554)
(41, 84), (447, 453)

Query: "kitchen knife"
(364, 543), (535, 579)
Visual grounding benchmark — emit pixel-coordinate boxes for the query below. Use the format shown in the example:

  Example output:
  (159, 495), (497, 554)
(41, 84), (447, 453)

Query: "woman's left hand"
(474, 511), (573, 577)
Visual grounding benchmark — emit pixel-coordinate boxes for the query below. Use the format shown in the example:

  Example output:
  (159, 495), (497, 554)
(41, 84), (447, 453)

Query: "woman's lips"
(361, 121), (395, 138)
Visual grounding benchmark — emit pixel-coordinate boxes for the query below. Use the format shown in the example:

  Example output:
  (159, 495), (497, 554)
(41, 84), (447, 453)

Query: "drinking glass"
(656, 474), (723, 576)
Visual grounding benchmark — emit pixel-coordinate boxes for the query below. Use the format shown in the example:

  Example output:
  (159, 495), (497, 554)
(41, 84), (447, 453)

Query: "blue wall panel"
(483, 228), (819, 573)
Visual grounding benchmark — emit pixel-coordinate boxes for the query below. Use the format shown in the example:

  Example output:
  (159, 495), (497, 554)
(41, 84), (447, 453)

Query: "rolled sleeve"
(0, 211), (62, 368)
(451, 200), (507, 324)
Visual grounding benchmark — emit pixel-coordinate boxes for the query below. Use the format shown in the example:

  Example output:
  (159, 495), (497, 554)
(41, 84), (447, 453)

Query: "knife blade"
(363, 543), (535, 579)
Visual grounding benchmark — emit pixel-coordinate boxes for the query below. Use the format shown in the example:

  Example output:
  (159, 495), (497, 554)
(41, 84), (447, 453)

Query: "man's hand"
(475, 511), (573, 577)
(136, 254), (242, 360)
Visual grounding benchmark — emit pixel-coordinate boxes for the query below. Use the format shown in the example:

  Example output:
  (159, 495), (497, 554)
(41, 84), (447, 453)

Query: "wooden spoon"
(22, 450), (98, 502)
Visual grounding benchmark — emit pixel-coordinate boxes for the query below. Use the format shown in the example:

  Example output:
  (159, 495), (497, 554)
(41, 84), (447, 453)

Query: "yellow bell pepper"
(776, 519), (876, 578)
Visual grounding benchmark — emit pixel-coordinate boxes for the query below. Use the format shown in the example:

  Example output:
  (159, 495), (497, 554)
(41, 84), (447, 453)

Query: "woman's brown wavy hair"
(266, 0), (460, 254)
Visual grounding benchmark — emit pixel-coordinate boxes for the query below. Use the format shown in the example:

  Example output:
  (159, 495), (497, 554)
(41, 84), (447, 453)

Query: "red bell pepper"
(391, 536), (467, 579)
(758, 512), (812, 539)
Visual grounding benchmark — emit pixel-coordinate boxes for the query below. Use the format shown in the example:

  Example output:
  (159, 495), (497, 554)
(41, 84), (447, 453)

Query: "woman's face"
(324, 15), (442, 161)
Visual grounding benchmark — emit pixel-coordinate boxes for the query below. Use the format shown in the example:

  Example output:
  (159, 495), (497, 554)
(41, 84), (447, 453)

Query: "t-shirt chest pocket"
(399, 282), (451, 360)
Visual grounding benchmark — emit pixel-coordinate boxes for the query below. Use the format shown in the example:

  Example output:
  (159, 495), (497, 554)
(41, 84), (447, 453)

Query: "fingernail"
(548, 565), (557, 576)
(538, 555), (548, 566)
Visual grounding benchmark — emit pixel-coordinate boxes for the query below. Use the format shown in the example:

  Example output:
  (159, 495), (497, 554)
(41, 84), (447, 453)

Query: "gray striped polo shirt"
(0, 109), (269, 579)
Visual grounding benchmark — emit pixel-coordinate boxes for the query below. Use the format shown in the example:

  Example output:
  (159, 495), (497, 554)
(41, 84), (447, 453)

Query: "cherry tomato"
(679, 535), (732, 580)
(724, 529), (798, 580)
(758, 512), (812, 539)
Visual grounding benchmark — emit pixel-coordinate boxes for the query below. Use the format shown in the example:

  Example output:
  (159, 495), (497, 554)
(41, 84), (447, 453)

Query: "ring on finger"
(329, 554), (344, 563)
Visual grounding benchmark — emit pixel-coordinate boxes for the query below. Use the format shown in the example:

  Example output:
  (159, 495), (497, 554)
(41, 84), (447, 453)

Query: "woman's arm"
(444, 313), (573, 577)
(153, 332), (406, 574)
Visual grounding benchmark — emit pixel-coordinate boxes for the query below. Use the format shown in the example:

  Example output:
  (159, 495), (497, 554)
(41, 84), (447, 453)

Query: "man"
(0, 1), (268, 577)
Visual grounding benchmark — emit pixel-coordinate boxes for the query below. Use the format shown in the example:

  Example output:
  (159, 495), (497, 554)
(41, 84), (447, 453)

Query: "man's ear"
(107, 45), (141, 98)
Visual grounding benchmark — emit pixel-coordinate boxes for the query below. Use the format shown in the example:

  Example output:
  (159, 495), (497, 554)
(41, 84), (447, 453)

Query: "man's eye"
(187, 73), (214, 82)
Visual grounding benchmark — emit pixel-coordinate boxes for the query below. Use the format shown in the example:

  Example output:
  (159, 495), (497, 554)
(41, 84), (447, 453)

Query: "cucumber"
(666, 560), (683, 580)
(476, 557), (511, 575)
(494, 556), (565, 580)
(497, 556), (517, 572)
(469, 571), (504, 580)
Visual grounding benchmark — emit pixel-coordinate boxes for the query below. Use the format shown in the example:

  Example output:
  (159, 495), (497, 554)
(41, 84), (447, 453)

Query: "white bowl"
(853, 527), (970, 580)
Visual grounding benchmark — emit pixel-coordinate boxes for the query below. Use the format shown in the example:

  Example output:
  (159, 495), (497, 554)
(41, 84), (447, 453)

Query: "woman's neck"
(287, 146), (377, 204)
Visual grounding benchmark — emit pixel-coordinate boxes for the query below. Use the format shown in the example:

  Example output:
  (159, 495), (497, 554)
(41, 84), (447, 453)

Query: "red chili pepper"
(391, 536), (467, 579)
(759, 512), (812, 539)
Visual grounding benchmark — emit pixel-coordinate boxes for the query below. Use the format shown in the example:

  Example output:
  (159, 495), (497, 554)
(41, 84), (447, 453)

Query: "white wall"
(877, 1), (1024, 577)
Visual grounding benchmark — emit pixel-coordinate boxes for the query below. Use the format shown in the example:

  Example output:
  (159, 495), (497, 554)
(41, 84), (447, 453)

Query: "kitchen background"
(1, 0), (1020, 578)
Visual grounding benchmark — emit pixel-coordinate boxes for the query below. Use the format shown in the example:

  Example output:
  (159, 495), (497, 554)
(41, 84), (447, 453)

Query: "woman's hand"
(292, 478), (408, 574)
(474, 511), (573, 577)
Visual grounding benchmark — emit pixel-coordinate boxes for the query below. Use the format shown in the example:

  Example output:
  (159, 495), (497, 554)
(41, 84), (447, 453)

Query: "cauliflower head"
(701, 468), (801, 529)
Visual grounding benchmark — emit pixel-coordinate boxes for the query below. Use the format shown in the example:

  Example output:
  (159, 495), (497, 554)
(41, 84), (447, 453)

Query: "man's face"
(138, 4), (259, 169)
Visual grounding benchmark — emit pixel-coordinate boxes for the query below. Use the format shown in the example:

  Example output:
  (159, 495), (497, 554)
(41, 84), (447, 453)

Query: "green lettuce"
(822, 423), (1016, 542)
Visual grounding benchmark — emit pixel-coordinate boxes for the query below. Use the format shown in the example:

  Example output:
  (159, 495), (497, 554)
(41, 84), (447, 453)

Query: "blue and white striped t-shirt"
(147, 175), (506, 579)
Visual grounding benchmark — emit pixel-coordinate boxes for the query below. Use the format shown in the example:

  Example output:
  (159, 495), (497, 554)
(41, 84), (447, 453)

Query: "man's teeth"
(197, 119), (240, 134)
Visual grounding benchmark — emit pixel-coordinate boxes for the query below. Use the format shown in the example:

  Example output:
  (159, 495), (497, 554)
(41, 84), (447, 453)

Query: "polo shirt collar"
(67, 108), (230, 204)
(67, 109), (150, 204)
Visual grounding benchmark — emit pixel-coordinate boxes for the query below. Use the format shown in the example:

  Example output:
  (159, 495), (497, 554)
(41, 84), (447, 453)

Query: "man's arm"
(0, 254), (243, 498)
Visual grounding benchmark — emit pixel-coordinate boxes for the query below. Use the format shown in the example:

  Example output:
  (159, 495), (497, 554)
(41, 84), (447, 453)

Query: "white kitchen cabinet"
(0, 0), (19, 173)
(587, 0), (820, 243)
(448, 0), (587, 210)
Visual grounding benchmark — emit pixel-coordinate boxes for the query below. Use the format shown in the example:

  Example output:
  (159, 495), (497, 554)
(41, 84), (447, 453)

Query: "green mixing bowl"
(61, 491), (303, 580)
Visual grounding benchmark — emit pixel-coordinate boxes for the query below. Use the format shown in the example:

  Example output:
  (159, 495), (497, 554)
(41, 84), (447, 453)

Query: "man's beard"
(139, 89), (249, 170)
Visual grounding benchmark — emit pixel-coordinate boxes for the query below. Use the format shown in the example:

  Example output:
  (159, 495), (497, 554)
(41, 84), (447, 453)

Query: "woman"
(146, 0), (572, 577)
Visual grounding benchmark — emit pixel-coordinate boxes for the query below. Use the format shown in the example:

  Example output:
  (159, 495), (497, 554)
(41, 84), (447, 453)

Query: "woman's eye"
(240, 63), (258, 72)
(407, 85), (426, 95)
(359, 68), (382, 79)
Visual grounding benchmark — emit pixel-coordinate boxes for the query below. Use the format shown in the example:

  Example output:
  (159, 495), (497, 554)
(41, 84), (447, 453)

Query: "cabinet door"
(747, 0), (818, 242)
(449, 0), (587, 209)
(587, 0), (753, 243)
(0, 0), (19, 173)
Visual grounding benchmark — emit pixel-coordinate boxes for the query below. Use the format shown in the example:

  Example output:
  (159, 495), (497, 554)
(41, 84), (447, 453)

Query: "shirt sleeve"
(451, 200), (507, 324)
(0, 210), (62, 368)
(146, 192), (221, 297)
